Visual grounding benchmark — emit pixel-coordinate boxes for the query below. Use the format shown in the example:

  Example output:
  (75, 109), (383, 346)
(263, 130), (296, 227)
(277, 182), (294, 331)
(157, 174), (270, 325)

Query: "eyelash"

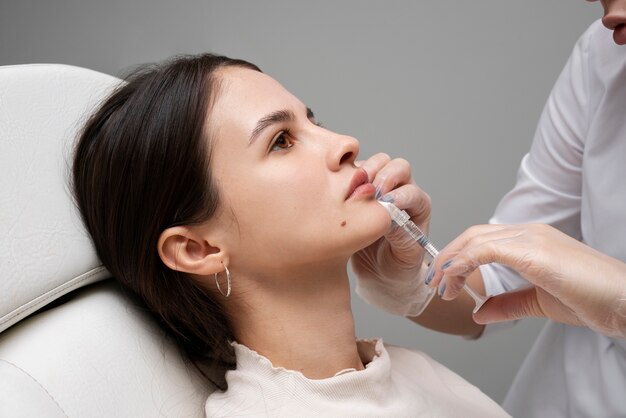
(269, 130), (294, 152)
(268, 120), (323, 153)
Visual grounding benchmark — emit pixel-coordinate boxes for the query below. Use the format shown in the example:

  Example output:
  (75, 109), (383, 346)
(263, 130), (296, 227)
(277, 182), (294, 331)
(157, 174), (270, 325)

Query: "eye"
(269, 130), (294, 152)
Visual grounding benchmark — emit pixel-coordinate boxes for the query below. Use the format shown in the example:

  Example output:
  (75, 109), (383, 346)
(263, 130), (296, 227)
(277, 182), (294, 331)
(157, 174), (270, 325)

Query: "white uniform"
(480, 20), (626, 418)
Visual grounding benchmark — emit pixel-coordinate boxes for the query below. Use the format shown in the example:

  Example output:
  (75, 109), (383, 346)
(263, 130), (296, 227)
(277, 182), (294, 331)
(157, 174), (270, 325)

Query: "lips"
(345, 168), (374, 200)
(614, 24), (626, 45)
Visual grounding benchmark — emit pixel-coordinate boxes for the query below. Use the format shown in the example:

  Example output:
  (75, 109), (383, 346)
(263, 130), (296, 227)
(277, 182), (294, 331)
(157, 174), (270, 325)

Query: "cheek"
(218, 160), (390, 265)
(223, 162), (331, 233)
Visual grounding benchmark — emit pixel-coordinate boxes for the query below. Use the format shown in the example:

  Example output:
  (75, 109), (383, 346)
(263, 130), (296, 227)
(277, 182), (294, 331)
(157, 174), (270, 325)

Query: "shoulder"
(382, 343), (511, 417)
(577, 19), (613, 52)
(384, 343), (498, 393)
(383, 343), (442, 368)
(384, 343), (472, 386)
(578, 19), (625, 72)
(582, 19), (607, 42)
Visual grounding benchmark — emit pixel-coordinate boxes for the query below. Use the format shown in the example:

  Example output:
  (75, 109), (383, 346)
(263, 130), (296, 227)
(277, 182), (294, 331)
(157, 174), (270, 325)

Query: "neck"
(228, 263), (363, 379)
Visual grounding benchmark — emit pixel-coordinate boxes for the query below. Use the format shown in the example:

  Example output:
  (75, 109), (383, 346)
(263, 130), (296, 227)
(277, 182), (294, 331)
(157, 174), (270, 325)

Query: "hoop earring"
(215, 264), (231, 298)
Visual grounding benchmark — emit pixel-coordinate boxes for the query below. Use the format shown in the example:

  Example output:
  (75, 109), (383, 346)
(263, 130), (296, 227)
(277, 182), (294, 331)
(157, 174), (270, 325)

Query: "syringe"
(378, 201), (489, 314)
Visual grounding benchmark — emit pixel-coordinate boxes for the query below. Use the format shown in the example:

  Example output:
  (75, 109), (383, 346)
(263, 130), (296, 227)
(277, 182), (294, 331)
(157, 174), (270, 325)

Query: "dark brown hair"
(72, 53), (260, 390)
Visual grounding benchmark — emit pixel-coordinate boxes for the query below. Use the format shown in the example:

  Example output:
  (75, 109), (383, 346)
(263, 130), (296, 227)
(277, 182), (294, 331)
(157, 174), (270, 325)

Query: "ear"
(157, 226), (227, 276)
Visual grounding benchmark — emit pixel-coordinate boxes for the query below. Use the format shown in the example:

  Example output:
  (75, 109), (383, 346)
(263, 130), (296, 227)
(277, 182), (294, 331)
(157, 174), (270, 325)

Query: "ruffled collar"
(229, 338), (392, 401)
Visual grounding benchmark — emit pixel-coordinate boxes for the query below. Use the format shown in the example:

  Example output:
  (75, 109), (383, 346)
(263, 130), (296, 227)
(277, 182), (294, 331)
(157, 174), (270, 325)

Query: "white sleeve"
(480, 23), (593, 332)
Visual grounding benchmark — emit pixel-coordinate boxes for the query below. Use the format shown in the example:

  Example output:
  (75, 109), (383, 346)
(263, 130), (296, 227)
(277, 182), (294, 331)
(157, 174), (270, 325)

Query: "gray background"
(0, 0), (600, 403)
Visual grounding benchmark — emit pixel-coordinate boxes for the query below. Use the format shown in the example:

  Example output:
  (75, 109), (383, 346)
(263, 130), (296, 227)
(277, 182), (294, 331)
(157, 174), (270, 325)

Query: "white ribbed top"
(205, 339), (510, 417)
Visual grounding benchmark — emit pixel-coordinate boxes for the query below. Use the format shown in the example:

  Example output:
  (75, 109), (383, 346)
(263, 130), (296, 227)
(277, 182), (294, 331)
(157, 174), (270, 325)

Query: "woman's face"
(207, 67), (389, 277)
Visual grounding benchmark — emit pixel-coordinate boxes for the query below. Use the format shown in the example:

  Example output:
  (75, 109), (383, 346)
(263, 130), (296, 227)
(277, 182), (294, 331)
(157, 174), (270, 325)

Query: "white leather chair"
(0, 64), (212, 417)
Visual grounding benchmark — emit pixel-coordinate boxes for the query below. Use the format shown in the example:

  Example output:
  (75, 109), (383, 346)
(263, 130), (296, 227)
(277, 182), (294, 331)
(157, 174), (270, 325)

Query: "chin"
(344, 203), (391, 251)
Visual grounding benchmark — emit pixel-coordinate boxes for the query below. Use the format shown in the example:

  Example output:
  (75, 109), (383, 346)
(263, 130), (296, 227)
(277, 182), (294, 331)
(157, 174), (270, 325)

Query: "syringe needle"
(378, 201), (489, 313)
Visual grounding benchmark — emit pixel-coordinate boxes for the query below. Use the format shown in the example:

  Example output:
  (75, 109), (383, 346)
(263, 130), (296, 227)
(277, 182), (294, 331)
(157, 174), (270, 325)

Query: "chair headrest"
(0, 64), (121, 333)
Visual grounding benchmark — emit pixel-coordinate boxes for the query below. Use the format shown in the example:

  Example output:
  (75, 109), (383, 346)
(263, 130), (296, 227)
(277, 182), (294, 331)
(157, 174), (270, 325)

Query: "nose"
(326, 132), (360, 171)
(602, 0), (626, 30)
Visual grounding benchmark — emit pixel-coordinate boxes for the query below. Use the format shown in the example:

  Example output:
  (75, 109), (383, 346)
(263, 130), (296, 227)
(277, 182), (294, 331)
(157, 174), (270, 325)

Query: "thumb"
(382, 221), (425, 266)
(473, 287), (543, 324)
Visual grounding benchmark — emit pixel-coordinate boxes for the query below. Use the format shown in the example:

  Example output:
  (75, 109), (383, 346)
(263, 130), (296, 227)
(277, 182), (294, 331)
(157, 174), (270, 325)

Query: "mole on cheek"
(340, 220), (347, 227)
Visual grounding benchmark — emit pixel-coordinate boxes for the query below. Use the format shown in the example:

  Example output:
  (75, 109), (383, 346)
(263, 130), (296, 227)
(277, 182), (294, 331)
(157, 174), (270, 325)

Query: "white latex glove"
(351, 153), (435, 316)
(429, 223), (626, 339)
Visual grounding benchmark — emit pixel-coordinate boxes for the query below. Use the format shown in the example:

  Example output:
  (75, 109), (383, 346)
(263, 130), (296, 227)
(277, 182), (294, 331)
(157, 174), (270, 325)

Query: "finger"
(383, 183), (432, 227)
(382, 219), (427, 266)
(427, 255), (455, 290)
(426, 225), (498, 290)
(440, 270), (470, 300)
(428, 225), (519, 290)
(472, 287), (543, 323)
(371, 158), (412, 194)
(438, 276), (448, 299)
(439, 226), (550, 300)
(438, 224), (512, 262)
(358, 153), (391, 183)
(432, 258), (469, 300)
(424, 262), (436, 287)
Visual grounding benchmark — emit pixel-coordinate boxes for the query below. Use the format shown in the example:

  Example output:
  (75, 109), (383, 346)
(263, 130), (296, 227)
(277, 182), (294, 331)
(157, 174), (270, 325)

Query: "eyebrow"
(249, 107), (316, 144)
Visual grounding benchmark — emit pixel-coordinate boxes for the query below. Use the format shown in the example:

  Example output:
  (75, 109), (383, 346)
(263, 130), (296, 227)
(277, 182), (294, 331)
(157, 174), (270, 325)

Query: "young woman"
(72, 54), (509, 417)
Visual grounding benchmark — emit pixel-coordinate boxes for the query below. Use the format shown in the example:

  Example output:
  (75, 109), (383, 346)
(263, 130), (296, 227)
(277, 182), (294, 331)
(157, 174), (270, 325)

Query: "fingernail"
(375, 186), (382, 200)
(381, 194), (394, 203)
(441, 259), (454, 270)
(424, 265), (435, 286)
(438, 280), (447, 298)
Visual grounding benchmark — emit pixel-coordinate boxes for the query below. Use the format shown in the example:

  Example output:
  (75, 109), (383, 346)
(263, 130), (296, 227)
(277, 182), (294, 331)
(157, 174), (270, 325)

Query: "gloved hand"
(351, 153), (435, 317)
(429, 223), (626, 339)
